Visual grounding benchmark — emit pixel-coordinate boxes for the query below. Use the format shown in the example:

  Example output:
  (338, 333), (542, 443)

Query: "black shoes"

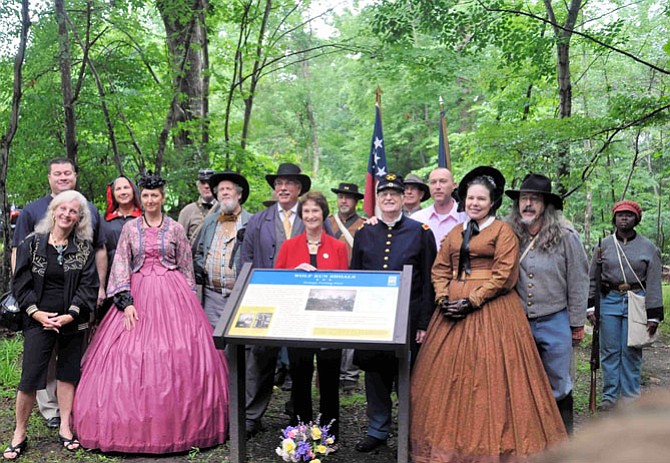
(355, 435), (386, 452)
(46, 417), (61, 429)
(245, 421), (263, 439)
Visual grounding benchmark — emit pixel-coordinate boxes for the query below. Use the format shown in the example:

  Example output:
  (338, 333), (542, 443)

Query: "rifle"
(589, 239), (603, 413)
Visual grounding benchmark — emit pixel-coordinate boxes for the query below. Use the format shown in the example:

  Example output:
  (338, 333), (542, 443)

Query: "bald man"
(411, 168), (466, 249)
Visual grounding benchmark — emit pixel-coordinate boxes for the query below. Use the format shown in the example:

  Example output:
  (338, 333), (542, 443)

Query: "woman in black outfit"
(3, 190), (98, 460)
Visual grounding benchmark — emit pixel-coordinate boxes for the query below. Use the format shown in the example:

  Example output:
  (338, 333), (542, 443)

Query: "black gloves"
(437, 297), (478, 321)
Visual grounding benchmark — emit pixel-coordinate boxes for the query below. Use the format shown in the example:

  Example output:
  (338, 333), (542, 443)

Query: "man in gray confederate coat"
(505, 173), (589, 434)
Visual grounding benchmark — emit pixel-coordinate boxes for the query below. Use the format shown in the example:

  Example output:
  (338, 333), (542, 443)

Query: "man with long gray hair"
(505, 173), (589, 434)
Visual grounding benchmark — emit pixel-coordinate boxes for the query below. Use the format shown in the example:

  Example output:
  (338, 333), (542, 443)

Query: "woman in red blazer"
(275, 191), (348, 440)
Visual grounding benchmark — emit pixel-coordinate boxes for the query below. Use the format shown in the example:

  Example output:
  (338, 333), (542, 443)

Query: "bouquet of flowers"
(275, 418), (336, 462)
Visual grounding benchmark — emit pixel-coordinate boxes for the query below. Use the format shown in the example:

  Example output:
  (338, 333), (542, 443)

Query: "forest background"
(0, 0), (668, 290)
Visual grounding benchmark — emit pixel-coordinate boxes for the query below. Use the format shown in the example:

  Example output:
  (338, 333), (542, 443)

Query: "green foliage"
(0, 0), (668, 260)
(0, 334), (22, 398)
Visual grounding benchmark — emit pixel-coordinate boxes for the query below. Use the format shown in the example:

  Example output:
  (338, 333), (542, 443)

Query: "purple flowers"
(275, 418), (336, 462)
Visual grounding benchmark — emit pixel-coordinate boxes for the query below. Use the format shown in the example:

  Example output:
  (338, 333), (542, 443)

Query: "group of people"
(2, 157), (663, 463)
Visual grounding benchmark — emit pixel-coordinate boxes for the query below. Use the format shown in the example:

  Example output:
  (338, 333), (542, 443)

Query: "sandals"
(58, 434), (81, 452)
(2, 439), (27, 461)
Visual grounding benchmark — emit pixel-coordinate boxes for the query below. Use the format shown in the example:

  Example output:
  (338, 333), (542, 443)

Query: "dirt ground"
(1, 332), (669, 463)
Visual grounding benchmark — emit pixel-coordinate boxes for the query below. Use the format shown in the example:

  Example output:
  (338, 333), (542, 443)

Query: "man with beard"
(179, 168), (217, 245)
(505, 173), (589, 434)
(194, 171), (251, 329)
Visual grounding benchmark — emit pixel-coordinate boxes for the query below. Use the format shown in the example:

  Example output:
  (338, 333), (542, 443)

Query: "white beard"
(219, 198), (239, 214)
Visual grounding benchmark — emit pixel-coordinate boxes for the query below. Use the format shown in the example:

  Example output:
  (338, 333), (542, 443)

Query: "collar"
(277, 203), (298, 215)
(381, 212), (403, 227)
(429, 202), (459, 218)
(463, 215), (495, 232)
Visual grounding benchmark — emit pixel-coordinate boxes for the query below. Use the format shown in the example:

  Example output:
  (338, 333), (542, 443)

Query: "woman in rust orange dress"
(410, 166), (566, 463)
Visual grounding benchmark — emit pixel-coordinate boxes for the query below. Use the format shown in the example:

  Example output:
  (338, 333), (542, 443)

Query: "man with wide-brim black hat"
(350, 173), (437, 452)
(239, 162), (310, 437)
(326, 182), (366, 393)
(193, 171), (251, 329)
(328, 182), (365, 262)
(504, 173), (588, 434)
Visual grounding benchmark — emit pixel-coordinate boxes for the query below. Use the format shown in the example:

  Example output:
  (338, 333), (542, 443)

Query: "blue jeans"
(599, 290), (644, 403)
(528, 309), (573, 400)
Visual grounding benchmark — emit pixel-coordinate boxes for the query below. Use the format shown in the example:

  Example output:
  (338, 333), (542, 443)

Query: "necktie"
(282, 209), (292, 238)
(218, 213), (239, 223)
(458, 220), (480, 280)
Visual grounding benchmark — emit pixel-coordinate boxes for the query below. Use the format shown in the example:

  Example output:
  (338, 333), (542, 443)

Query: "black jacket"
(13, 232), (99, 334)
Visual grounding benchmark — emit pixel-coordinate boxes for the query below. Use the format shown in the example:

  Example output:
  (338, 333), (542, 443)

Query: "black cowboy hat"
(331, 182), (364, 200)
(457, 166), (506, 213)
(208, 171), (250, 205)
(505, 173), (563, 210)
(265, 163), (311, 195)
(403, 174), (430, 202)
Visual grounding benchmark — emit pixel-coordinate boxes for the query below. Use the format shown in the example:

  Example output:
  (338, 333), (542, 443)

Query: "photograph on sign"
(227, 270), (400, 342)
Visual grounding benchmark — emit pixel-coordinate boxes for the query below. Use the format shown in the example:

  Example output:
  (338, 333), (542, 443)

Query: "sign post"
(213, 263), (413, 463)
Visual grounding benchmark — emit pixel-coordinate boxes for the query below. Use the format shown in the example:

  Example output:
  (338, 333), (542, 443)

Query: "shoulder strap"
(612, 236), (644, 287)
(519, 235), (538, 264)
(333, 214), (354, 247)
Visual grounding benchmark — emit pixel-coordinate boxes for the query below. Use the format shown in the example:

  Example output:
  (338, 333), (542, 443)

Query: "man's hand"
(364, 216), (379, 226)
(647, 321), (659, 336)
(97, 287), (106, 308)
(571, 326), (585, 346)
(416, 330), (427, 344)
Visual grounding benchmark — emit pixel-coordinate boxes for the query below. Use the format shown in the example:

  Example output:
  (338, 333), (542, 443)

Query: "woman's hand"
(33, 311), (61, 331)
(295, 263), (317, 271)
(416, 330), (427, 344)
(124, 305), (139, 331)
(647, 321), (659, 336)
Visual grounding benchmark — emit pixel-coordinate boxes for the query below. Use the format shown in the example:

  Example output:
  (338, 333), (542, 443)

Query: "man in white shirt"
(411, 168), (466, 249)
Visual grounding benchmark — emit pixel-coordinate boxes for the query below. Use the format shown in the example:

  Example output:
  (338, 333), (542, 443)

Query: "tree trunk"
(301, 59), (320, 176)
(0, 0), (30, 291)
(240, 0), (272, 151)
(156, 0), (209, 167)
(55, 0), (77, 164)
(544, 0), (582, 194)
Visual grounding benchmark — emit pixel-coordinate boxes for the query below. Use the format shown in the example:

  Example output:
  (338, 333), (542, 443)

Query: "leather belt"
(452, 269), (493, 280)
(601, 281), (644, 293)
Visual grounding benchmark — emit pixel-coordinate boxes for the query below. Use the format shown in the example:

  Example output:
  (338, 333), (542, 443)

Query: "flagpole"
(438, 95), (452, 171)
(376, 86), (383, 119)
(364, 87), (388, 218)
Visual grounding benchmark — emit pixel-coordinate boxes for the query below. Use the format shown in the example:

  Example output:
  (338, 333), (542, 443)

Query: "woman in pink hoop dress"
(73, 172), (228, 453)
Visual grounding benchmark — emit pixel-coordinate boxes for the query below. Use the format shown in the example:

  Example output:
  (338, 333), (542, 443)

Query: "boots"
(556, 392), (574, 435)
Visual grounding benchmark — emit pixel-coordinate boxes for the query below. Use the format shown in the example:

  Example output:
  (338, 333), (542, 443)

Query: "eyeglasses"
(54, 244), (66, 266)
(377, 190), (401, 198)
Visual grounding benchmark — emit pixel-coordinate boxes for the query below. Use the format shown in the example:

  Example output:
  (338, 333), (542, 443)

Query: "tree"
(0, 0), (30, 290)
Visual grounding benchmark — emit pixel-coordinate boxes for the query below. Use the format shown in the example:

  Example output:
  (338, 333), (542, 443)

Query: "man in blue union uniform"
(350, 173), (437, 453)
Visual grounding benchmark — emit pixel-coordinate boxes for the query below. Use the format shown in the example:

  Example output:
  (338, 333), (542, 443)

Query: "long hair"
(505, 200), (573, 251)
(35, 190), (93, 242)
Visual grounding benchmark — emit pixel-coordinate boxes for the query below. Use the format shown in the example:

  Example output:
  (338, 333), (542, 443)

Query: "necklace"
(307, 240), (321, 246)
(143, 213), (164, 228)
